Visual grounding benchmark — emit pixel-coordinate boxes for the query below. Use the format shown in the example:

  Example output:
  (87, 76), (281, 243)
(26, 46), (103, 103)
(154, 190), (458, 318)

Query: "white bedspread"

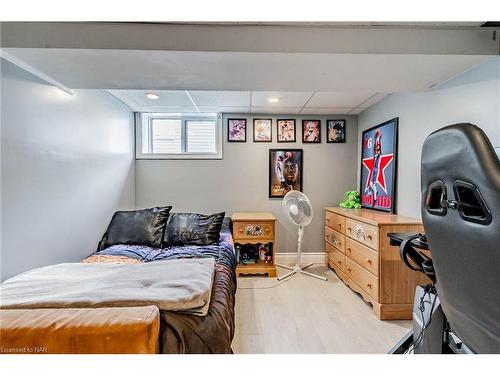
(0, 258), (215, 316)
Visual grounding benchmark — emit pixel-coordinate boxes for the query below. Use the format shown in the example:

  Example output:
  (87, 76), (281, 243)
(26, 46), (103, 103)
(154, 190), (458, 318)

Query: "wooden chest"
(324, 207), (429, 320)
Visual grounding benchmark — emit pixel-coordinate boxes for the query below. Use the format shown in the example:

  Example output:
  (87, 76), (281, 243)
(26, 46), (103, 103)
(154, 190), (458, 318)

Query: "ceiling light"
(268, 97), (280, 103)
(145, 92), (160, 100)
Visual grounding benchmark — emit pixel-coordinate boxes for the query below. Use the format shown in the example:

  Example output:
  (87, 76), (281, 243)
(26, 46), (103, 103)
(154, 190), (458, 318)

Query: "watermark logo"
(1, 346), (48, 353)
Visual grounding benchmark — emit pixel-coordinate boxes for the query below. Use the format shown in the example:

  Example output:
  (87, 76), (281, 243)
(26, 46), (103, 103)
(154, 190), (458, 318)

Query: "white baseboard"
(275, 252), (326, 265)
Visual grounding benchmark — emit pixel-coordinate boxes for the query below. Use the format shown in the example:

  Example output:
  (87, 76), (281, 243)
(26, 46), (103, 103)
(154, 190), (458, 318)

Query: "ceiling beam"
(3, 48), (493, 91)
(0, 49), (74, 95)
(184, 91), (200, 113)
(1, 22), (498, 55)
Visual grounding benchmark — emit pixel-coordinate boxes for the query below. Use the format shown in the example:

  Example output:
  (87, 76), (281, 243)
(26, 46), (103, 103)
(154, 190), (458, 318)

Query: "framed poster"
(360, 118), (398, 213)
(253, 118), (272, 142)
(277, 119), (296, 142)
(302, 120), (321, 143)
(327, 119), (346, 143)
(269, 149), (303, 198)
(227, 118), (247, 142)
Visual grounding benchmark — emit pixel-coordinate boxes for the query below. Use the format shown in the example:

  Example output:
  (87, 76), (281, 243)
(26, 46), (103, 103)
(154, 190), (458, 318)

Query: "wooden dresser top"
(231, 212), (276, 221)
(324, 207), (421, 226)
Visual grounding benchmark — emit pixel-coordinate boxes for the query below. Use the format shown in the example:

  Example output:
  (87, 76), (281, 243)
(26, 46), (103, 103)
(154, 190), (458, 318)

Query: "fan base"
(276, 263), (327, 281)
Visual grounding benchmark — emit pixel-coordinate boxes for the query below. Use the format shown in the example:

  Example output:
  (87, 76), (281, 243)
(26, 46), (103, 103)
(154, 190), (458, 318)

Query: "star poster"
(360, 118), (398, 213)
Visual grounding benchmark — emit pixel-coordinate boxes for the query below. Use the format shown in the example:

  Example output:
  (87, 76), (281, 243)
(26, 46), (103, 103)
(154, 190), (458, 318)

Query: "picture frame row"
(227, 118), (346, 143)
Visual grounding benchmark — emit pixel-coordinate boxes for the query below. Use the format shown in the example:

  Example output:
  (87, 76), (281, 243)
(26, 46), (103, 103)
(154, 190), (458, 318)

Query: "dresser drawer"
(345, 238), (379, 276)
(328, 247), (346, 273)
(233, 221), (274, 240)
(345, 257), (379, 300)
(345, 218), (379, 250)
(325, 211), (345, 234)
(324, 226), (345, 253)
(325, 241), (335, 253)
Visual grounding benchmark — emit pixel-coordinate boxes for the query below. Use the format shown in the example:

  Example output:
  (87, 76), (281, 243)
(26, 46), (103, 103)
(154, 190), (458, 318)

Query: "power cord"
(404, 284), (438, 354)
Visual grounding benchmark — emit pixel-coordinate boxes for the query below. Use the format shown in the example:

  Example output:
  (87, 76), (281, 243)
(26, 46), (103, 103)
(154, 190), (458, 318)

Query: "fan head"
(282, 190), (313, 226)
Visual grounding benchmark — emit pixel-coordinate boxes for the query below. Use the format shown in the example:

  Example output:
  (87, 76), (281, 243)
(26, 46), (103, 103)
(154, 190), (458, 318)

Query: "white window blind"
(186, 120), (217, 153)
(152, 118), (182, 154)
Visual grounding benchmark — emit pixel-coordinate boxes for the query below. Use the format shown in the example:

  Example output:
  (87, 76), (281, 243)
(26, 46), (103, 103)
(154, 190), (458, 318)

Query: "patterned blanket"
(91, 217), (235, 271)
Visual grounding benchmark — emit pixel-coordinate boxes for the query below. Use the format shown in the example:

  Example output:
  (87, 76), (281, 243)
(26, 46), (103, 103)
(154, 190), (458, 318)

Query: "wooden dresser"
(324, 207), (429, 320)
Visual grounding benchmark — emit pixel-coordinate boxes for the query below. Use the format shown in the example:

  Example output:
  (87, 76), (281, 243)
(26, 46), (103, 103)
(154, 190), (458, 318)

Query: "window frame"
(135, 112), (223, 160)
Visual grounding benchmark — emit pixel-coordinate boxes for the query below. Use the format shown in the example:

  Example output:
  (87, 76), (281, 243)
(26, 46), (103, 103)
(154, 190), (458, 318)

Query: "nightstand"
(232, 212), (277, 277)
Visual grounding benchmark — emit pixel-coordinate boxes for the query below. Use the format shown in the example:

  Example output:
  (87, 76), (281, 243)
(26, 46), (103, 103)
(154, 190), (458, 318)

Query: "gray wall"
(1, 59), (135, 281)
(136, 114), (358, 254)
(357, 56), (500, 219)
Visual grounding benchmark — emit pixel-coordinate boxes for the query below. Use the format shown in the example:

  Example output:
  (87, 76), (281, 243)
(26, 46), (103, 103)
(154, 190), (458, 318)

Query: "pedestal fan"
(276, 190), (327, 281)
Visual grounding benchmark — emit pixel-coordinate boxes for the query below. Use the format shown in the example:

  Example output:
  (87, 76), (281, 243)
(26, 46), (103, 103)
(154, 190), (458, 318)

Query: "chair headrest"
(421, 123), (500, 225)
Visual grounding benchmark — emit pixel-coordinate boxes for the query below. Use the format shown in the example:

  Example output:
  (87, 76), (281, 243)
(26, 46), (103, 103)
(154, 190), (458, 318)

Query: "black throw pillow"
(99, 206), (172, 250)
(163, 212), (225, 247)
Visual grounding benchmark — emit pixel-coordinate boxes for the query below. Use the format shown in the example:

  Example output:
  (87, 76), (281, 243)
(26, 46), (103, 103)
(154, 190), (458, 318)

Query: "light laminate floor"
(233, 265), (411, 354)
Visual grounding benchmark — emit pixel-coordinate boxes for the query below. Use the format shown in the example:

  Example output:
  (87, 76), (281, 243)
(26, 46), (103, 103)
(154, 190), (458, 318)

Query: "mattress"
(85, 217), (237, 354)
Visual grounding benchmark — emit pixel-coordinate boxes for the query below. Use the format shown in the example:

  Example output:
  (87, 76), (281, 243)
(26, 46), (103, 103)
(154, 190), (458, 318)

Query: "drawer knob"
(347, 268), (351, 272)
(367, 260), (372, 265)
(337, 223), (342, 228)
(238, 228), (243, 233)
(265, 228), (270, 233)
(338, 241), (342, 246)
(347, 227), (352, 232)
(347, 248), (351, 253)
(337, 261), (342, 265)
(326, 218), (330, 222)
(367, 235), (373, 240)
(367, 283), (372, 288)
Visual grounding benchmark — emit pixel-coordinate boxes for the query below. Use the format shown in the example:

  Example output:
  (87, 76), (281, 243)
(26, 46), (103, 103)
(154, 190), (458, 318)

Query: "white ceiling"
(107, 90), (388, 114)
(1, 23), (497, 115)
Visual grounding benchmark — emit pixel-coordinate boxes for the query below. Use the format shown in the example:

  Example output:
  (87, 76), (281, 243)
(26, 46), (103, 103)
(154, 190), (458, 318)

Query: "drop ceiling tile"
(107, 90), (193, 109)
(251, 107), (302, 114)
(188, 91), (251, 107)
(306, 92), (375, 108)
(133, 105), (198, 113)
(357, 93), (388, 107)
(300, 107), (353, 115)
(347, 107), (366, 114)
(197, 106), (250, 113)
(251, 92), (313, 107)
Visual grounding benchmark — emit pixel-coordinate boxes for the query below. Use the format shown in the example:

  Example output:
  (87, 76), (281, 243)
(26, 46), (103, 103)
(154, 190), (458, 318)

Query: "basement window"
(136, 113), (222, 159)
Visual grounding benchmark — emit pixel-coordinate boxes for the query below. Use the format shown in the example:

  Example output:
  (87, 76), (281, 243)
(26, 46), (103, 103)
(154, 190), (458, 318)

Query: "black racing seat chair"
(421, 123), (500, 353)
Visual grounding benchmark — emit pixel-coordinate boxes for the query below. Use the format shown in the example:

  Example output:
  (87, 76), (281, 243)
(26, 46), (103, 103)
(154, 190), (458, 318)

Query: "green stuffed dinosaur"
(339, 190), (362, 209)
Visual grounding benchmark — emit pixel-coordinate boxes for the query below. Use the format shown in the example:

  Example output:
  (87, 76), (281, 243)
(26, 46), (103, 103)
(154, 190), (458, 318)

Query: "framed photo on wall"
(253, 118), (272, 142)
(359, 117), (398, 213)
(327, 119), (346, 143)
(227, 118), (247, 142)
(277, 119), (296, 142)
(269, 149), (303, 198)
(302, 120), (321, 143)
